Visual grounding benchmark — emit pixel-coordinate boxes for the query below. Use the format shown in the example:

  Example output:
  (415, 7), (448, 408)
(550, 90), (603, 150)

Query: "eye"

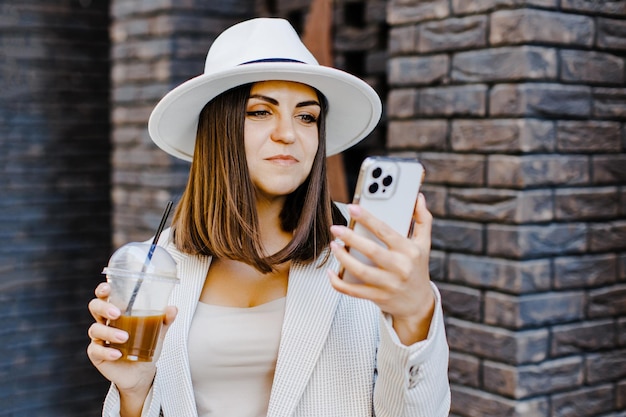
(296, 113), (318, 124)
(246, 109), (271, 119)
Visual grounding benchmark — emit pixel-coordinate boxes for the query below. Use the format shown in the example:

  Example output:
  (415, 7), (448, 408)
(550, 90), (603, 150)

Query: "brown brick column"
(110, 1), (255, 246)
(387, 1), (626, 416)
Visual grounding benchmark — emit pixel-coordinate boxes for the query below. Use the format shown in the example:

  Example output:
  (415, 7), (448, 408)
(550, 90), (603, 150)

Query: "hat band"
(239, 58), (306, 65)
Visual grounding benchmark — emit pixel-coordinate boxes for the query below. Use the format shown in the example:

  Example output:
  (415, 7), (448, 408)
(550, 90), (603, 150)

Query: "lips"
(265, 154), (299, 165)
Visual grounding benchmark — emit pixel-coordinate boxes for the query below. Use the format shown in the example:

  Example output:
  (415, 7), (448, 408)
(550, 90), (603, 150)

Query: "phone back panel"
(341, 156), (424, 282)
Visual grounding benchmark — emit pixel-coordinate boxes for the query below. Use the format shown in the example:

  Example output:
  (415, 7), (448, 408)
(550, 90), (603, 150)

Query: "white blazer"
(102, 229), (450, 417)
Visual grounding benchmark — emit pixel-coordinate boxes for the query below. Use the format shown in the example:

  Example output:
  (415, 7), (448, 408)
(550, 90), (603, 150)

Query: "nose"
(270, 116), (296, 144)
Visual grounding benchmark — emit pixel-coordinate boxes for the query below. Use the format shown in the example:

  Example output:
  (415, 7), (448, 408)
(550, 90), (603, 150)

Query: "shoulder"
(333, 201), (350, 223)
(153, 227), (176, 254)
(153, 227), (202, 265)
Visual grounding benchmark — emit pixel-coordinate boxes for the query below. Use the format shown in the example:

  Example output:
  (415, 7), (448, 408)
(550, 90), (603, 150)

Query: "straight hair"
(171, 83), (345, 273)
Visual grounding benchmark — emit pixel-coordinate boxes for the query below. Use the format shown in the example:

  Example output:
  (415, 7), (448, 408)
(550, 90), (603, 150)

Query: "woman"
(87, 18), (450, 417)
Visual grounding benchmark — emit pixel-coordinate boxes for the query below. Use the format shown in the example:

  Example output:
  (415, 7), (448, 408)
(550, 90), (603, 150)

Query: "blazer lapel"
(267, 254), (341, 417)
(159, 244), (211, 416)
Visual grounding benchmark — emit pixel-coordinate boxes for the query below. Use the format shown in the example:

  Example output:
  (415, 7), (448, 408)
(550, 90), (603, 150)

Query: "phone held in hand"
(338, 156), (425, 284)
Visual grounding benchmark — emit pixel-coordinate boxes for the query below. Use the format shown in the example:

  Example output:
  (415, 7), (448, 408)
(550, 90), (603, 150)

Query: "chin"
(256, 185), (300, 201)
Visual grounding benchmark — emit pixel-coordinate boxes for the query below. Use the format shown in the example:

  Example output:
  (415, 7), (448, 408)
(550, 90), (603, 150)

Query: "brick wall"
(110, 1), (256, 246)
(386, 1), (626, 416)
(109, 0), (626, 415)
(1, 2), (111, 416)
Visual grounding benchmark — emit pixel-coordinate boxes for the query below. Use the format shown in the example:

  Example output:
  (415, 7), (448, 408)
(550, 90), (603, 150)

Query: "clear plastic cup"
(102, 242), (178, 362)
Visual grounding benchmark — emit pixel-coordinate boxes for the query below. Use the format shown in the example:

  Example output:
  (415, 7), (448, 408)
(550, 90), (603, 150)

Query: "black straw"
(125, 201), (174, 314)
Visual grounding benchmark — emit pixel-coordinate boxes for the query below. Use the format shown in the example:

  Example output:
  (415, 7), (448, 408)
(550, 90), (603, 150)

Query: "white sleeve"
(102, 382), (161, 417)
(101, 383), (121, 417)
(373, 282), (451, 417)
(140, 386), (156, 417)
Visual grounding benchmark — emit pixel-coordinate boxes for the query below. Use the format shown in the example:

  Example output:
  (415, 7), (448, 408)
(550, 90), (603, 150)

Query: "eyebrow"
(248, 94), (321, 108)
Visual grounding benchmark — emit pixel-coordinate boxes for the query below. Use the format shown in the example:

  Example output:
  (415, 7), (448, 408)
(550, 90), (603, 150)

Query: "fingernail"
(114, 330), (128, 342)
(97, 283), (109, 296)
(110, 350), (122, 360)
(108, 307), (120, 318)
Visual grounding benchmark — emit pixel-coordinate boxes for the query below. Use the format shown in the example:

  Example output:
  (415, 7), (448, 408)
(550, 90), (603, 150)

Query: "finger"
(328, 268), (395, 305)
(330, 225), (410, 279)
(331, 235), (380, 279)
(410, 194), (433, 243)
(95, 282), (110, 299)
(347, 204), (412, 251)
(330, 240), (398, 288)
(151, 306), (178, 359)
(163, 306), (178, 327)
(157, 306), (178, 343)
(88, 322), (128, 345)
(88, 298), (121, 323)
(87, 340), (123, 362)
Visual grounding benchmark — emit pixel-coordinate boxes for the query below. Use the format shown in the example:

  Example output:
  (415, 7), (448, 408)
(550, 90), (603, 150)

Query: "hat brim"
(148, 62), (382, 162)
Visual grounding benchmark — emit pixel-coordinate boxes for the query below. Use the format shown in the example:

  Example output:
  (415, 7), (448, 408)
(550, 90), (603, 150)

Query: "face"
(244, 80), (320, 203)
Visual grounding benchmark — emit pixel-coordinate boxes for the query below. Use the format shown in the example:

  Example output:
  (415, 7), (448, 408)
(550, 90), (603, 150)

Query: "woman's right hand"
(87, 282), (177, 405)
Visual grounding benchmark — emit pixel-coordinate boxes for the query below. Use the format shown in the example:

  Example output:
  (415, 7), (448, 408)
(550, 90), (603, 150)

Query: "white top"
(188, 297), (286, 417)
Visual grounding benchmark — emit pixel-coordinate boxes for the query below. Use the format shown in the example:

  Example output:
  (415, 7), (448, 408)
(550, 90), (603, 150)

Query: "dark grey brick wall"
(387, 0), (626, 415)
(1, 2), (111, 416)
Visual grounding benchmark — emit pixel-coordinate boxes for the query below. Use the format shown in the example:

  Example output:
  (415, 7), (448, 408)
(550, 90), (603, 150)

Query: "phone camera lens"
(372, 167), (382, 178)
(382, 175), (393, 186)
(368, 182), (379, 194)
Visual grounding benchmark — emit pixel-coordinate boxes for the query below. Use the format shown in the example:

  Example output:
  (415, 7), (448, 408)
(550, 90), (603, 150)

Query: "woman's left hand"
(328, 193), (435, 345)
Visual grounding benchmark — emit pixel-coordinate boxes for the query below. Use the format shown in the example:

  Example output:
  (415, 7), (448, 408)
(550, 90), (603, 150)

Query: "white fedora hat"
(148, 17), (382, 162)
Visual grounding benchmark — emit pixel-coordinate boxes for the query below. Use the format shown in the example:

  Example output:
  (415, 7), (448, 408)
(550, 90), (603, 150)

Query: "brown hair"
(171, 83), (345, 273)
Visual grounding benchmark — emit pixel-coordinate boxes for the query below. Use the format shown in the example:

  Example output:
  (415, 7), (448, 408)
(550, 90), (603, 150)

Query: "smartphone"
(338, 156), (425, 283)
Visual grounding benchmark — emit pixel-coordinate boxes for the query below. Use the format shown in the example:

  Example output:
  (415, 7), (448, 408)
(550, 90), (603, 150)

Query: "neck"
(255, 196), (292, 256)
